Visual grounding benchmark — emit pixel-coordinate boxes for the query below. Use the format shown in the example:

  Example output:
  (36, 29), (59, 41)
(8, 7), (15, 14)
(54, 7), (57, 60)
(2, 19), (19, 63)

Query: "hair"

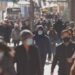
(20, 29), (33, 41)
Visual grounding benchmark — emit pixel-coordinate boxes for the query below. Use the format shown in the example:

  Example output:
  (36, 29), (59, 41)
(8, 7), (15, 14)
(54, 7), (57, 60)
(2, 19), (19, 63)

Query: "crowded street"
(0, 0), (75, 75)
(44, 64), (58, 75)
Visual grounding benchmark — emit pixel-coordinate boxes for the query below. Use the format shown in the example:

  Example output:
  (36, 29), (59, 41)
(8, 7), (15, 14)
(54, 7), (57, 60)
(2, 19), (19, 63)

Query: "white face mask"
(26, 38), (33, 46)
(0, 52), (4, 60)
(38, 31), (43, 35)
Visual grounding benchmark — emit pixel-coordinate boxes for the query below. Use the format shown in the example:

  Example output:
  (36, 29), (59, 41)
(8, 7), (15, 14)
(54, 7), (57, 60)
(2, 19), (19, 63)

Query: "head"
(20, 29), (33, 46)
(25, 19), (29, 26)
(49, 27), (56, 35)
(14, 23), (19, 29)
(61, 30), (71, 44)
(25, 21), (29, 26)
(36, 25), (44, 35)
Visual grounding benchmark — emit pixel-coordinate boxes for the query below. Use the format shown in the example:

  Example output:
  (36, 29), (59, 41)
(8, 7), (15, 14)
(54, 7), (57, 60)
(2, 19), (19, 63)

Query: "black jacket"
(51, 42), (75, 75)
(14, 45), (42, 75)
(34, 34), (51, 59)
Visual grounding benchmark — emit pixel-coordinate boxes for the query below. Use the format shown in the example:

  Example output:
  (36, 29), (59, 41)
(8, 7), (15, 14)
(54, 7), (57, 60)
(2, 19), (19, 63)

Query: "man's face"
(61, 33), (70, 39)
(37, 28), (44, 35)
(23, 36), (33, 46)
(61, 32), (71, 43)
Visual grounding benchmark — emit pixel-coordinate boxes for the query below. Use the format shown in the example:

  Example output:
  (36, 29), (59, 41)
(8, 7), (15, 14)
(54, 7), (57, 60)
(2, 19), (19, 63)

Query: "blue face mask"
(38, 31), (43, 35)
(26, 38), (33, 46)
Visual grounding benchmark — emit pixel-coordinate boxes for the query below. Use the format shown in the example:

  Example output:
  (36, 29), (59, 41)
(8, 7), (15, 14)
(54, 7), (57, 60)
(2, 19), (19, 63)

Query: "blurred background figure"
(53, 19), (64, 39)
(11, 23), (21, 47)
(47, 27), (58, 61)
(68, 28), (73, 41)
(22, 19), (30, 30)
(0, 36), (16, 75)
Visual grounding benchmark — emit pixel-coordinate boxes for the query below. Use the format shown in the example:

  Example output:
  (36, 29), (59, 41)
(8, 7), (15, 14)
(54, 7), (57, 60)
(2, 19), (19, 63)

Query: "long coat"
(14, 45), (42, 75)
(34, 34), (51, 65)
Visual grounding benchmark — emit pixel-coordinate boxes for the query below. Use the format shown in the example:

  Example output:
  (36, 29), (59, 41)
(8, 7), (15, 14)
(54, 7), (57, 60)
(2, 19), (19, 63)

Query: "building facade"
(69, 0), (75, 22)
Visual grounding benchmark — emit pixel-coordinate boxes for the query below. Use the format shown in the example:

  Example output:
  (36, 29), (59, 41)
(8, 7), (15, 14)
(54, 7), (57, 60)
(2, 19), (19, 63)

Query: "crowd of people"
(0, 14), (75, 75)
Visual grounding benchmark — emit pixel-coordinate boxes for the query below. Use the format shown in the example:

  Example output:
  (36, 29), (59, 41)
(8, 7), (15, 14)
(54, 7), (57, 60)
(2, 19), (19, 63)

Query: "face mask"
(63, 37), (70, 42)
(38, 31), (43, 35)
(0, 52), (4, 60)
(26, 39), (33, 46)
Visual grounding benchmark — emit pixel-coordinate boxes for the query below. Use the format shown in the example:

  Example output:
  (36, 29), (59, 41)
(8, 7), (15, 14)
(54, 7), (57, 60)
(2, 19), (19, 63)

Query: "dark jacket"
(14, 45), (42, 75)
(51, 42), (75, 75)
(4, 25), (12, 43)
(34, 34), (51, 62)
(0, 25), (5, 37)
(53, 20), (64, 35)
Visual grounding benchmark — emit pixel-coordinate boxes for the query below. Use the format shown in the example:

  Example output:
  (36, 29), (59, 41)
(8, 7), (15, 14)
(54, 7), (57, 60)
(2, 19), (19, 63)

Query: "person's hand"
(71, 64), (75, 71)
(67, 58), (73, 63)
(71, 61), (75, 71)
(70, 62), (75, 75)
(0, 68), (3, 74)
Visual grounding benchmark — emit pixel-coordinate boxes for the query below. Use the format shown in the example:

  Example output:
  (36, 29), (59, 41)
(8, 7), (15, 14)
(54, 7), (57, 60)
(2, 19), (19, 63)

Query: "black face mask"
(63, 37), (70, 42)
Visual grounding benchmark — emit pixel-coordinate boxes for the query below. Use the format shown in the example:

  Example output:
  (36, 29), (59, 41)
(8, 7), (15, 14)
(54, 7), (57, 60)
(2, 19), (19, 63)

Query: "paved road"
(44, 64), (58, 75)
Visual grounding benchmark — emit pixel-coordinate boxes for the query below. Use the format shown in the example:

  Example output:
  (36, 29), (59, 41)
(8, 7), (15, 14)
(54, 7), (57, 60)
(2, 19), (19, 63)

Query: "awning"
(18, 1), (30, 5)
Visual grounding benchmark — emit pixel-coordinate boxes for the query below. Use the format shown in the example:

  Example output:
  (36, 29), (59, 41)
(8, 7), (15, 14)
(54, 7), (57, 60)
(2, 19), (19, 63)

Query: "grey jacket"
(11, 28), (20, 41)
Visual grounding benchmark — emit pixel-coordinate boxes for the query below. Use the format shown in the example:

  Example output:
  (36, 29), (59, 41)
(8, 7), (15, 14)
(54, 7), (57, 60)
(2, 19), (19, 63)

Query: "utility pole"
(38, 0), (42, 8)
(0, 0), (7, 20)
(69, 0), (75, 22)
(29, 0), (34, 30)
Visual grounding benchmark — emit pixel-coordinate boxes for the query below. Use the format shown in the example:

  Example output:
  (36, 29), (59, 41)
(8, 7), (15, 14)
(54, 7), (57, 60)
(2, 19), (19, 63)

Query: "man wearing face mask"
(34, 25), (51, 75)
(51, 30), (75, 75)
(14, 29), (42, 75)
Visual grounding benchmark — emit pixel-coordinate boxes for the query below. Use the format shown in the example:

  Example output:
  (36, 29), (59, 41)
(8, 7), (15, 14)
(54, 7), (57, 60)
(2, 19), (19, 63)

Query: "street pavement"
(44, 64), (58, 75)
